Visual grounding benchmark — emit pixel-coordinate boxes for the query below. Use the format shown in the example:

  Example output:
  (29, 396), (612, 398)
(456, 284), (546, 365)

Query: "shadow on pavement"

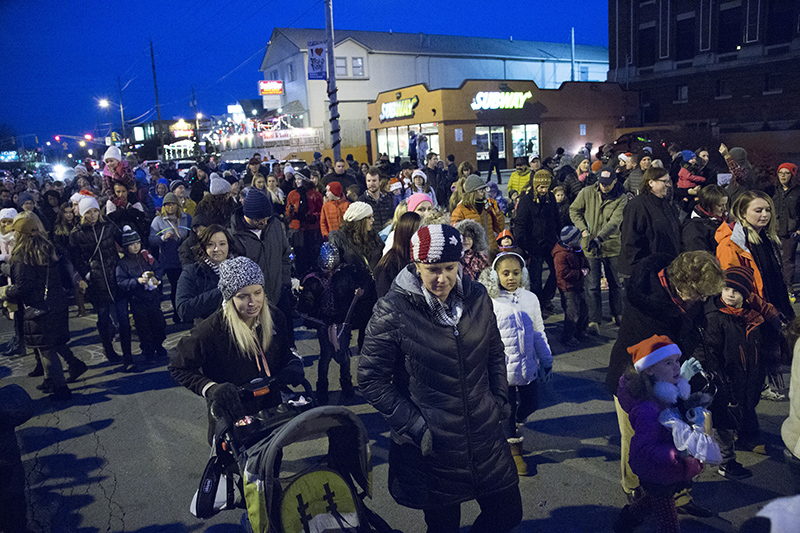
(17, 419), (114, 454)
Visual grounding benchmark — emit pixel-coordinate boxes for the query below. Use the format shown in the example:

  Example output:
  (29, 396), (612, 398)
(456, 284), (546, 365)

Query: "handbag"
(23, 262), (50, 319)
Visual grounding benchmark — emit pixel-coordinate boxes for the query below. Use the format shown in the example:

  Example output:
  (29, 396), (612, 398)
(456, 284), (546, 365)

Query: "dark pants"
(585, 255), (623, 323)
(165, 267), (181, 314)
(96, 298), (132, 362)
(560, 289), (588, 341)
(487, 161), (501, 183)
(784, 448), (800, 494)
(130, 298), (166, 353)
(714, 428), (737, 466)
(315, 326), (351, 391)
(278, 285), (296, 348)
(503, 382), (538, 438)
(422, 484), (522, 533)
(529, 253), (557, 307)
(780, 236), (797, 291)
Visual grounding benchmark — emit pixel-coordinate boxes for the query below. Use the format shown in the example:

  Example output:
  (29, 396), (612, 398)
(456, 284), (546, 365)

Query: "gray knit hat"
(218, 257), (265, 301)
(464, 174), (488, 194)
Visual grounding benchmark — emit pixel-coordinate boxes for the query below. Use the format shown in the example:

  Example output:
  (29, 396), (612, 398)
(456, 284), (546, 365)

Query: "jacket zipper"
(453, 323), (479, 486)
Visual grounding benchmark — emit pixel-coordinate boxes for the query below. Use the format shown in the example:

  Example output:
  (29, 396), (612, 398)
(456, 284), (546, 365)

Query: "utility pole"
(325, 0), (340, 160)
(191, 86), (200, 159)
(570, 27), (576, 82)
(151, 41), (166, 162)
(117, 76), (127, 149)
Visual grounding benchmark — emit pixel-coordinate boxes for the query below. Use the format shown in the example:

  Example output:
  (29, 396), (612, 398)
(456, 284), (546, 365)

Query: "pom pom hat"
(560, 225), (581, 246)
(411, 224), (463, 264)
(121, 225), (141, 246)
(628, 334), (681, 372)
(104, 146), (122, 162)
(218, 257), (265, 301)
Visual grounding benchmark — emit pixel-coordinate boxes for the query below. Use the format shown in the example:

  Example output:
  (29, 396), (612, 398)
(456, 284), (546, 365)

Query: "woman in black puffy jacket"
(358, 224), (521, 533)
(175, 224), (232, 325)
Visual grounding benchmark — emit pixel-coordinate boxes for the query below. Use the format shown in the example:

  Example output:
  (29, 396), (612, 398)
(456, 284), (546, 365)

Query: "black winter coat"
(69, 220), (123, 304)
(328, 227), (383, 273)
(6, 258), (70, 349)
(681, 207), (723, 253)
(358, 266), (517, 509)
(175, 262), (222, 324)
(606, 254), (707, 395)
(563, 171), (597, 200)
(618, 192), (681, 276)
(115, 253), (163, 303)
(514, 191), (559, 258)
(773, 184), (800, 237)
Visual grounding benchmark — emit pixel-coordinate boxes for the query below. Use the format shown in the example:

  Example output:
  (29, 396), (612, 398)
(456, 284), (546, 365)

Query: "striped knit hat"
(725, 266), (755, 299)
(628, 334), (681, 372)
(411, 224), (462, 264)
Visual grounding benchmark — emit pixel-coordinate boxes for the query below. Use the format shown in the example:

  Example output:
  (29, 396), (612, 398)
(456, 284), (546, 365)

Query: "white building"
(260, 28), (608, 161)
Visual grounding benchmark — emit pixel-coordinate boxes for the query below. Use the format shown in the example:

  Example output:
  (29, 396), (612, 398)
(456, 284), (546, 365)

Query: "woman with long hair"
(328, 202), (384, 272)
(0, 216), (77, 399)
(170, 257), (303, 440)
(52, 202), (85, 316)
(405, 169), (438, 206)
(451, 174), (502, 253)
(681, 185), (729, 253)
(149, 192), (191, 322)
(175, 224), (234, 324)
(374, 211), (422, 297)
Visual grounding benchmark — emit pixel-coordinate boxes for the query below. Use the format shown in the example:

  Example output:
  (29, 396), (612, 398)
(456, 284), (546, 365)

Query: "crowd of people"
(1, 138), (800, 532)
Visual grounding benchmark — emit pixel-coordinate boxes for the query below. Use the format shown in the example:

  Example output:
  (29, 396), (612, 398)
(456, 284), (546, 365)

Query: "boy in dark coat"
(116, 225), (167, 363)
(552, 226), (589, 346)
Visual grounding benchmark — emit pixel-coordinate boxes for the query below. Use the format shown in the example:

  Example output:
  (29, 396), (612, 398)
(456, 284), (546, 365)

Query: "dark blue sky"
(0, 0), (608, 146)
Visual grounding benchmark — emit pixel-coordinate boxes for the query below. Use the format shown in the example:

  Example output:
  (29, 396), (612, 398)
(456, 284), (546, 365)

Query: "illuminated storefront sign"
(470, 91), (532, 111)
(259, 80), (284, 95)
(170, 120), (194, 139)
(380, 96), (419, 122)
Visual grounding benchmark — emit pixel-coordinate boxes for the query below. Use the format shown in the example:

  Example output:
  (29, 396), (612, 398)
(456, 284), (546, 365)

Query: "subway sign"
(380, 96), (419, 122)
(470, 91), (533, 111)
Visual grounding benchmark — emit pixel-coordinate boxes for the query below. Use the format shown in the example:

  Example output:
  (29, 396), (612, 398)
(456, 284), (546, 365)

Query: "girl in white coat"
(480, 250), (553, 476)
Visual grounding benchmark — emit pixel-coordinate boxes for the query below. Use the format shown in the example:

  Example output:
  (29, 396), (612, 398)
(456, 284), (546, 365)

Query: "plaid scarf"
(420, 275), (464, 327)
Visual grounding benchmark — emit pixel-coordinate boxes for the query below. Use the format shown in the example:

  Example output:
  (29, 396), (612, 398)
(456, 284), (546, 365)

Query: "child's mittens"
(680, 357), (703, 382)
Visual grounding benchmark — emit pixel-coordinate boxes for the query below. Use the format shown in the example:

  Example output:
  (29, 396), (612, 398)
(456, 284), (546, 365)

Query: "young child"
(551, 226), (589, 346)
(496, 229), (514, 250)
(614, 335), (720, 532)
(115, 225), (167, 365)
(389, 177), (405, 208)
(480, 250), (552, 476)
(455, 219), (489, 281)
(552, 185), (572, 230)
(0, 208), (21, 356)
(487, 181), (508, 214)
(701, 266), (776, 473)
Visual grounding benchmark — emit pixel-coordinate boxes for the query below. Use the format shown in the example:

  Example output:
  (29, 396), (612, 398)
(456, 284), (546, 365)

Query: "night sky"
(0, 0), (608, 147)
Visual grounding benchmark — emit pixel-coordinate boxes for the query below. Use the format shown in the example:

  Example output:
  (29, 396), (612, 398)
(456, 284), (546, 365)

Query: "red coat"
(285, 187), (323, 231)
(551, 242), (589, 292)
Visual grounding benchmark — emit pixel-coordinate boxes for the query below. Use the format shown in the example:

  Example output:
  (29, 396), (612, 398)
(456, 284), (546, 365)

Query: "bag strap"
(43, 261), (50, 301)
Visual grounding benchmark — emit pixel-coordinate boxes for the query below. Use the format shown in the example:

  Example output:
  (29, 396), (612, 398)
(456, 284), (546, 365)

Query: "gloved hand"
(78, 280), (88, 293)
(274, 358), (304, 387)
(587, 237), (602, 254)
(206, 382), (244, 422)
(680, 357), (703, 382)
(539, 365), (553, 384)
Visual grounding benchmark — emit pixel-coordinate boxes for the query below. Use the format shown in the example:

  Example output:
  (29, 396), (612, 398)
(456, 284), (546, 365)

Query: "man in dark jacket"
(423, 152), (449, 207)
(323, 159), (358, 193)
(357, 167), (394, 232)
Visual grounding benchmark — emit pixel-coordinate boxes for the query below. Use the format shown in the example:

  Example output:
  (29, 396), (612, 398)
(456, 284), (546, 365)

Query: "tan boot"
(508, 437), (528, 476)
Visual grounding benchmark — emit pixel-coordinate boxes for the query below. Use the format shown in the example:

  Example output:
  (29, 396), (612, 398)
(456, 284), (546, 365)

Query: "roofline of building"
(368, 78), (627, 100)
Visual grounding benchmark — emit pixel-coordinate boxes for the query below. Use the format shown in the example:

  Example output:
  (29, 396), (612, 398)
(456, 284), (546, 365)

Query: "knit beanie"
(680, 150), (696, 162)
(10, 216), (38, 235)
(242, 189), (273, 220)
(191, 212), (211, 229)
(728, 147), (748, 165)
(218, 257), (265, 301)
(170, 179), (187, 192)
(560, 225), (581, 246)
(210, 177), (232, 195)
(0, 208), (18, 221)
(121, 225), (141, 246)
(724, 266), (755, 300)
(343, 201), (373, 222)
(411, 224), (462, 264)
(411, 169), (427, 184)
(591, 160), (603, 173)
(571, 154), (589, 168)
(408, 193), (433, 213)
(778, 163), (798, 177)
(104, 146), (122, 162)
(531, 170), (552, 190)
(17, 192), (33, 207)
(628, 334), (681, 372)
(79, 196), (100, 216)
(162, 192), (179, 205)
(464, 174), (488, 194)
(327, 181), (343, 198)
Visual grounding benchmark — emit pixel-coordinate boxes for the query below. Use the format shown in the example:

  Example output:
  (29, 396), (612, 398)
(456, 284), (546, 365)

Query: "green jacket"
(568, 182), (627, 258)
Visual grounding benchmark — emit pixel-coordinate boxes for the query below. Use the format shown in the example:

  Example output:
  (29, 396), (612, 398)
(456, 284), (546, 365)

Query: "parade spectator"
(487, 181), (508, 215)
(564, 154), (596, 200)
(358, 166), (395, 233)
(569, 167), (627, 332)
(619, 166), (681, 278)
(170, 257), (303, 441)
(105, 181), (148, 240)
(480, 250), (552, 476)
(417, 135), (429, 167)
(772, 163), (800, 293)
(69, 196), (132, 369)
(101, 146), (134, 196)
(323, 159), (357, 192)
(488, 142), (501, 184)
(149, 192), (191, 323)
(455, 219), (489, 281)
(405, 169), (438, 207)
(170, 179), (195, 217)
(623, 151), (652, 196)
(243, 157), (266, 186)
(674, 150), (705, 216)
(451, 174), (502, 254)
(252, 173), (267, 192)
(151, 178), (169, 210)
(178, 212), (210, 267)
(446, 154), (458, 183)
(194, 175), (235, 227)
(328, 202), (383, 273)
(359, 224), (522, 533)
(373, 211), (421, 298)
(265, 173), (286, 208)
(38, 190), (61, 232)
(552, 226), (589, 346)
(552, 185), (572, 230)
(719, 143), (769, 202)
(176, 224), (231, 325)
(116, 225), (166, 364)
(286, 170), (323, 276)
(320, 181), (349, 238)
(0, 383), (33, 531)
(423, 152), (448, 206)
(514, 170), (559, 315)
(681, 185), (728, 253)
(51, 203), (84, 316)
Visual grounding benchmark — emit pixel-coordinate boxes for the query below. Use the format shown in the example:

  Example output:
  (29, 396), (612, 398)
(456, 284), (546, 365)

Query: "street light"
(98, 98), (126, 147)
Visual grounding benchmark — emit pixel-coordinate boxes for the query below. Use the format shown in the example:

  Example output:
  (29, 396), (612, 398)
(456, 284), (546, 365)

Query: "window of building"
(475, 126), (505, 161)
(659, 0), (671, 58)
(718, 6), (743, 53)
(351, 57), (364, 77)
(765, 1), (796, 45)
(638, 27), (657, 67)
(764, 73), (782, 94)
(579, 66), (589, 81)
(675, 17), (696, 60)
(745, 0), (761, 43)
(511, 125), (540, 159)
(335, 57), (347, 77)
(699, 0), (712, 51)
(287, 63), (295, 82)
(376, 124), (438, 161)
(716, 79), (732, 98)
(675, 85), (689, 102)
(270, 69), (278, 80)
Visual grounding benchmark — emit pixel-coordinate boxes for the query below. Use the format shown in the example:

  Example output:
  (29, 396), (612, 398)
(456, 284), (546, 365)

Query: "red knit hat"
(591, 160), (603, 172)
(327, 181), (343, 198)
(778, 163), (798, 177)
(628, 334), (681, 372)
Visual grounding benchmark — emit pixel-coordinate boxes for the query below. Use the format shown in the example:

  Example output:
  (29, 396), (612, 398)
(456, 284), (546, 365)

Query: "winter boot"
(28, 360), (44, 377)
(316, 381), (329, 405)
(508, 437), (528, 476)
(67, 358), (88, 383)
(49, 386), (72, 401)
(340, 378), (355, 401)
(36, 378), (54, 393)
(612, 504), (644, 533)
(99, 328), (121, 363)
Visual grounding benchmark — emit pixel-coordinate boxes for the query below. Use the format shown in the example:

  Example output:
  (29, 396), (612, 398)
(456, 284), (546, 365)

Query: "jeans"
(503, 382), (538, 439)
(560, 290), (588, 341)
(585, 255), (623, 323)
(529, 253), (557, 306)
(422, 484), (522, 533)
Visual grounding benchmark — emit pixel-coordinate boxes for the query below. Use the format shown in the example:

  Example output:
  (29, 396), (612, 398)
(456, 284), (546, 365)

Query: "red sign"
(259, 80), (283, 95)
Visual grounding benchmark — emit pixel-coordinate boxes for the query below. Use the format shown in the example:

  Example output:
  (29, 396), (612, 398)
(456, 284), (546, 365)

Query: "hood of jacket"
(626, 253), (682, 320)
(716, 220), (749, 253)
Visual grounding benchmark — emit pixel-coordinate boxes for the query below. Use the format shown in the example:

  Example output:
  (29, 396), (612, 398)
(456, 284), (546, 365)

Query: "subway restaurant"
(367, 79), (639, 171)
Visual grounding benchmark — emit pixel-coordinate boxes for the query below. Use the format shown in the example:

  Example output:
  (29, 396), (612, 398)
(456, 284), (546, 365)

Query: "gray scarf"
(420, 275), (464, 328)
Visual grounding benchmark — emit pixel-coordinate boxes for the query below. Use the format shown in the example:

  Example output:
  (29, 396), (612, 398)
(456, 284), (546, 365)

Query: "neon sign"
(380, 96), (419, 122)
(259, 80), (284, 95)
(470, 91), (532, 111)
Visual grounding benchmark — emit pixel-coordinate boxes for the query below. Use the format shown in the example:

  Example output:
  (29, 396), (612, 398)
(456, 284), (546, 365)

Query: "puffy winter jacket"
(507, 169), (531, 196)
(552, 242), (589, 292)
(491, 289), (552, 386)
(563, 170), (596, 200)
(569, 181), (627, 258)
(320, 198), (350, 237)
(512, 192), (559, 258)
(681, 206), (724, 253)
(115, 252), (162, 303)
(149, 213), (191, 270)
(451, 199), (503, 253)
(358, 265), (517, 509)
(69, 220), (123, 304)
(715, 222), (764, 299)
(6, 258), (70, 349)
(773, 184), (800, 237)
(175, 262), (222, 323)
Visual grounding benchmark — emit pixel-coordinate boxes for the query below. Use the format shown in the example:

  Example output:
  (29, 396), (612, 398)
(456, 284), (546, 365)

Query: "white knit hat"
(411, 169), (426, 183)
(343, 201), (373, 222)
(209, 176), (232, 195)
(0, 208), (18, 221)
(103, 146), (122, 162)
(79, 196), (100, 217)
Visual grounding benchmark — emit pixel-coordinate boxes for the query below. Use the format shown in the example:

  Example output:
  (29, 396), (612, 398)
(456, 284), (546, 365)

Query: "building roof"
(264, 28), (608, 66)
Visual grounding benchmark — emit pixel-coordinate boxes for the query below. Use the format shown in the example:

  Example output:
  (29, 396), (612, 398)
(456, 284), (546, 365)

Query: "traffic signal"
(84, 134), (93, 140)
(54, 135), (60, 142)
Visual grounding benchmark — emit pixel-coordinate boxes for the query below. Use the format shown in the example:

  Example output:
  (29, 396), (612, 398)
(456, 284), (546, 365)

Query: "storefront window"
(387, 128), (399, 159)
(511, 124), (540, 159)
(377, 123), (439, 161)
(377, 128), (388, 157)
(475, 126), (505, 161)
(397, 126), (409, 158)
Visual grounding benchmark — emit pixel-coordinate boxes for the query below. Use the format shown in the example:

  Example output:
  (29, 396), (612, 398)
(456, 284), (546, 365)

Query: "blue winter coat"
(149, 213), (191, 270)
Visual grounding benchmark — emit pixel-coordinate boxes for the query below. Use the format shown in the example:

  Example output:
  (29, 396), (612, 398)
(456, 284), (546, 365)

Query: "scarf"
(748, 231), (792, 317)
(578, 172), (588, 183)
(203, 256), (221, 276)
(475, 198), (485, 214)
(417, 272), (464, 328)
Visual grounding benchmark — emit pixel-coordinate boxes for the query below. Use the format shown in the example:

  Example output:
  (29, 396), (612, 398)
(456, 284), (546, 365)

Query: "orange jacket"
(320, 198), (350, 237)
(715, 221), (764, 298)
(451, 198), (504, 251)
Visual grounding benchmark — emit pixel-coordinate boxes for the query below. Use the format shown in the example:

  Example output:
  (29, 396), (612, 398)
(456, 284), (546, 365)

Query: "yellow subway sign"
(470, 91), (533, 111)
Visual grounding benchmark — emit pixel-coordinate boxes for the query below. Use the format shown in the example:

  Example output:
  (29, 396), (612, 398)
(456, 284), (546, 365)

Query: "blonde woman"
(170, 256), (303, 438)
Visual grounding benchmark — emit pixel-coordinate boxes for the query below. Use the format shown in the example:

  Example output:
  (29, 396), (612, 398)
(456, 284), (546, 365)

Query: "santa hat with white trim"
(628, 334), (681, 372)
